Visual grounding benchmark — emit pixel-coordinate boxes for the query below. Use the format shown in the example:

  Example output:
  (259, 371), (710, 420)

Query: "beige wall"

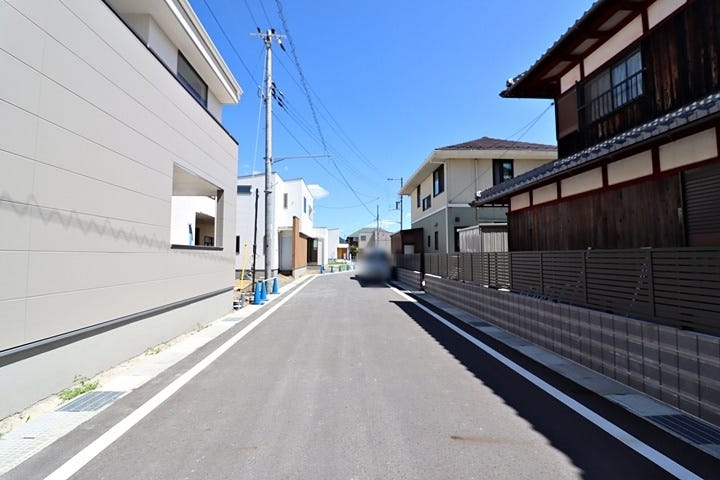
(583, 15), (643, 76)
(409, 155), (554, 222)
(0, 0), (238, 415)
(446, 159), (487, 203)
(410, 171), (439, 220)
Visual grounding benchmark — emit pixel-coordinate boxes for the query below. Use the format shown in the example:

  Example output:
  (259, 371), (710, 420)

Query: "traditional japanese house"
(472, 0), (720, 251)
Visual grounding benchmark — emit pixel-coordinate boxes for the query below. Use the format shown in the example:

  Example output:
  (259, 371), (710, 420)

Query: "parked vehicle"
(357, 249), (392, 283)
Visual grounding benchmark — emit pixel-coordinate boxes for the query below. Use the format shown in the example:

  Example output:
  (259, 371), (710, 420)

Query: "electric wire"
(241, 0), (260, 30)
(199, 0), (387, 222)
(257, 0), (274, 29)
(273, 0), (327, 153)
(252, 86), (263, 174)
(221, 0), (387, 194)
(447, 101), (555, 204)
(269, 37), (381, 175)
(203, 0), (260, 87)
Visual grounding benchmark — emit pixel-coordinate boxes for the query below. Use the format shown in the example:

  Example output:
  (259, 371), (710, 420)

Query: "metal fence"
(393, 248), (720, 335)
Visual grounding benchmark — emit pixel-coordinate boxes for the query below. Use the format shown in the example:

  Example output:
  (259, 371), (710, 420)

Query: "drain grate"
(647, 414), (720, 445)
(57, 391), (124, 412)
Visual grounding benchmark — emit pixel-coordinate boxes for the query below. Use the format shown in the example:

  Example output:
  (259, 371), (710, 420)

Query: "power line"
(448, 101), (556, 203)
(270, 43), (382, 175)
(202, 0), (260, 87)
(316, 199), (380, 210)
(240, 0), (260, 30)
(200, 0), (383, 216)
(273, 0), (327, 153)
(257, 0), (273, 31)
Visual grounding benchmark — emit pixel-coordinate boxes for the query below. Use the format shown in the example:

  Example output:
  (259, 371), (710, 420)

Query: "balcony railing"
(576, 70), (650, 149)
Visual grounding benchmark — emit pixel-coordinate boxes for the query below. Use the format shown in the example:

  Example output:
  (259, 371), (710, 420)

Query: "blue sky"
(189, 0), (594, 238)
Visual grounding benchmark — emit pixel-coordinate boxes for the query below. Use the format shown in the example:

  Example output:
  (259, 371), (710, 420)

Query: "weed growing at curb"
(59, 375), (99, 402)
(145, 345), (165, 355)
(195, 322), (209, 332)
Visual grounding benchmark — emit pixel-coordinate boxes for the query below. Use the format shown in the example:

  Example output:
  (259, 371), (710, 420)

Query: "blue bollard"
(252, 282), (262, 304)
(320, 265), (325, 274)
(330, 266), (334, 273)
(272, 277), (279, 294)
(260, 280), (268, 301)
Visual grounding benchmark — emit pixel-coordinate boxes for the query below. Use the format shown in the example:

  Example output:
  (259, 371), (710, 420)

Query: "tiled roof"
(473, 92), (720, 206)
(502, 1), (604, 97)
(347, 227), (391, 238)
(438, 136), (556, 152)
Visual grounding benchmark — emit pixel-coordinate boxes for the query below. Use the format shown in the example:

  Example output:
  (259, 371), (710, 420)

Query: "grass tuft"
(59, 375), (99, 402)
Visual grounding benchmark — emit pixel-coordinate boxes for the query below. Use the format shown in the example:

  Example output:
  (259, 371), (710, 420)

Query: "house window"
(237, 185), (251, 195)
(585, 49), (643, 121)
(170, 164), (223, 249)
(493, 159), (514, 185)
(177, 53), (207, 107)
(427, 235), (431, 247)
(303, 197), (307, 213)
(283, 193), (288, 209)
(360, 235), (367, 242)
(416, 185), (421, 208)
(434, 231), (439, 250)
(235, 236), (240, 253)
(433, 165), (445, 196)
(422, 195), (431, 211)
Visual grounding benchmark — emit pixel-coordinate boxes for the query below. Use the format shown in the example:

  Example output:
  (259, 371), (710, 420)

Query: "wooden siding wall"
(645, 0), (720, 115)
(560, 0), (720, 156)
(508, 175), (683, 251)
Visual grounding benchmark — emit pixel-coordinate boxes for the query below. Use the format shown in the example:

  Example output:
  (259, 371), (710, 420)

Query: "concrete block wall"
(395, 268), (422, 291)
(423, 274), (720, 427)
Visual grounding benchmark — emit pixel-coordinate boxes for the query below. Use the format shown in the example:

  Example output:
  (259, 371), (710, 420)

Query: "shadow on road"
(349, 275), (389, 288)
(388, 299), (684, 480)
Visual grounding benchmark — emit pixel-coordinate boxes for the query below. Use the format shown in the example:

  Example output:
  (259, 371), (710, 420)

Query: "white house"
(399, 137), (556, 253)
(0, 0), (241, 418)
(236, 174), (337, 277)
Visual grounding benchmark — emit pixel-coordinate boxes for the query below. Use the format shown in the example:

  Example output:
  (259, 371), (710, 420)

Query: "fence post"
(582, 250), (588, 305)
(507, 252), (512, 291)
(469, 252), (473, 283)
(539, 251), (545, 297)
(647, 249), (655, 318)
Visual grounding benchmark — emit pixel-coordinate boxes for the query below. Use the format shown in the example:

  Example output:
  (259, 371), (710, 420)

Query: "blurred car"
(357, 249), (392, 283)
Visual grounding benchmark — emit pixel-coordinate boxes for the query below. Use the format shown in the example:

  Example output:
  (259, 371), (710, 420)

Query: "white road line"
(44, 276), (317, 480)
(390, 285), (701, 480)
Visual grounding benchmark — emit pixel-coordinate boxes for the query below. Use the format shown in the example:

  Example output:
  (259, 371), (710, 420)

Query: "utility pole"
(387, 177), (404, 231)
(253, 29), (285, 280)
(376, 204), (380, 247)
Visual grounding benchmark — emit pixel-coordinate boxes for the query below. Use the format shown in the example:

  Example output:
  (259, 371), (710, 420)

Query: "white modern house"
(236, 174), (338, 277)
(0, 0), (241, 418)
(399, 137), (557, 253)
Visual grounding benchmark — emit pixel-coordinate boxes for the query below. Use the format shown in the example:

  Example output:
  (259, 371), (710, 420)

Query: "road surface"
(6, 272), (716, 479)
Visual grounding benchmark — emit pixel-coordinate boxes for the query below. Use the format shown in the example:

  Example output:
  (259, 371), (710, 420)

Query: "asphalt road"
(7, 273), (717, 479)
